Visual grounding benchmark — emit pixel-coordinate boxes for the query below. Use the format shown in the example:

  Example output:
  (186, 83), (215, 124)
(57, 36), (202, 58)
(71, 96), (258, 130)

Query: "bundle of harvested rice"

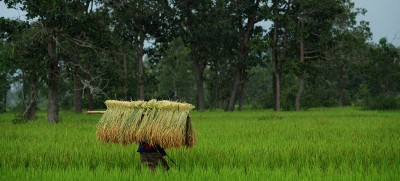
(96, 99), (196, 148)
(96, 100), (136, 143)
(118, 100), (146, 144)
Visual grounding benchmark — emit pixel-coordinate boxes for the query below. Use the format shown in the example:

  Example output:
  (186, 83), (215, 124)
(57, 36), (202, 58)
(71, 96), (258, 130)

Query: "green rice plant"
(1, 107), (399, 180)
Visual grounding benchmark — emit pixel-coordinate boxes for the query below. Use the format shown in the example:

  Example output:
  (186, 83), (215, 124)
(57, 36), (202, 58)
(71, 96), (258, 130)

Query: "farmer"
(137, 141), (170, 171)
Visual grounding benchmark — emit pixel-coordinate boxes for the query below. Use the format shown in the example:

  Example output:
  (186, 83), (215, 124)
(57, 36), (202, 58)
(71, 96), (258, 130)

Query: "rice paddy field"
(0, 107), (399, 180)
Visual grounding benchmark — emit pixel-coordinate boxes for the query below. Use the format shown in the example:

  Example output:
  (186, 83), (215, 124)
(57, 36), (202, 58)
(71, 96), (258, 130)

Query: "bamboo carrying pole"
(94, 100), (196, 148)
(87, 111), (106, 114)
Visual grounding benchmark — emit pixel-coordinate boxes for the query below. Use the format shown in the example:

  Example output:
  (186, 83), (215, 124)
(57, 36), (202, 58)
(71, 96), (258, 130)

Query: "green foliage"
(280, 82), (298, 110)
(302, 83), (338, 108)
(365, 38), (400, 96)
(0, 18), (31, 112)
(362, 95), (400, 110)
(0, 0), (398, 113)
(245, 66), (273, 109)
(11, 111), (28, 124)
(1, 108), (400, 179)
(155, 38), (195, 102)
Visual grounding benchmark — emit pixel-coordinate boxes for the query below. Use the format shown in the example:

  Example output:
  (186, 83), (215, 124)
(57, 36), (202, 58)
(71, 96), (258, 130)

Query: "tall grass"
(0, 107), (399, 180)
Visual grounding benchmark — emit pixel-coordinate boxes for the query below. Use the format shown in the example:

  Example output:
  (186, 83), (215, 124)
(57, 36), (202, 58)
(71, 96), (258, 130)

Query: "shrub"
(362, 95), (400, 110)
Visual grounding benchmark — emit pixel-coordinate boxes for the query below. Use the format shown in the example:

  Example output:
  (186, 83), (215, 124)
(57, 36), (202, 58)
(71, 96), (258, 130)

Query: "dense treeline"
(0, 0), (399, 122)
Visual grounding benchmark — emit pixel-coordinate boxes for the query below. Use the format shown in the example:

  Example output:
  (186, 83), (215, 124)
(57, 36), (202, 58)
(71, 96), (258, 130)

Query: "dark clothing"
(139, 152), (170, 171)
(137, 142), (169, 171)
(137, 142), (167, 156)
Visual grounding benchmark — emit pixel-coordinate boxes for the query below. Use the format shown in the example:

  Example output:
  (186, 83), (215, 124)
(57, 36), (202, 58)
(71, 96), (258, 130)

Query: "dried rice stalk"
(96, 99), (196, 148)
(119, 101), (145, 144)
(96, 100), (133, 143)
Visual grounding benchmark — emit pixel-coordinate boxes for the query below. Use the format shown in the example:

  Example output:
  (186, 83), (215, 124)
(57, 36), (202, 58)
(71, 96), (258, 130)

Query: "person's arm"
(156, 146), (167, 156)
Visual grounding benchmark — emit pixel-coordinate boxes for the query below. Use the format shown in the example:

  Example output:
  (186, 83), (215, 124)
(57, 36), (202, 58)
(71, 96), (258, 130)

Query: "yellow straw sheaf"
(96, 99), (195, 148)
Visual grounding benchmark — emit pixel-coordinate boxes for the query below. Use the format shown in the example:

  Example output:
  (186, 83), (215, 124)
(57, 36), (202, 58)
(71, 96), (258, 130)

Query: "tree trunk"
(47, 35), (59, 123)
(0, 89), (5, 112)
(23, 74), (37, 120)
(272, 1), (281, 111)
(226, 68), (241, 112)
(238, 81), (245, 111)
(210, 61), (224, 109)
(193, 57), (205, 111)
(137, 34), (145, 100)
(0, 74), (6, 112)
(274, 72), (283, 110)
(295, 75), (304, 111)
(226, 0), (260, 112)
(227, 32), (249, 112)
(383, 76), (389, 96)
(209, 64), (218, 109)
(73, 64), (83, 113)
(88, 92), (93, 111)
(123, 50), (129, 100)
(272, 57), (281, 111)
(338, 64), (345, 107)
(1, 93), (5, 112)
(295, 18), (305, 111)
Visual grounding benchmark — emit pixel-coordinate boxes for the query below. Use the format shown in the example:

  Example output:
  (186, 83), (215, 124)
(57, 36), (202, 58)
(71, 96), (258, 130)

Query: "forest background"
(0, 0), (399, 123)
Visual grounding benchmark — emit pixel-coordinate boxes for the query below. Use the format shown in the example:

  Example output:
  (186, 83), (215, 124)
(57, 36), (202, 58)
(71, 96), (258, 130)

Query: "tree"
(0, 17), (38, 117)
(169, 0), (236, 110)
(2, 0), (106, 122)
(104, 0), (166, 100)
(298, 1), (371, 108)
(282, 0), (348, 110)
(155, 38), (195, 102)
(0, 18), (25, 112)
(12, 23), (47, 119)
(367, 38), (400, 96)
(331, 29), (370, 106)
(0, 45), (7, 112)
(61, 3), (112, 113)
(171, 1), (207, 110)
(270, 0), (292, 111)
(225, 0), (268, 111)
